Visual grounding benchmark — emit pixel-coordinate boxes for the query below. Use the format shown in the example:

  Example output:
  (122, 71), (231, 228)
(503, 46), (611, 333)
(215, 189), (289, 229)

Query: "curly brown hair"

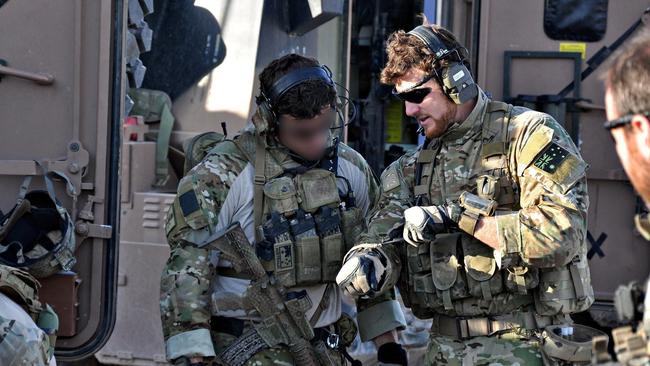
(259, 54), (336, 119)
(380, 21), (469, 85)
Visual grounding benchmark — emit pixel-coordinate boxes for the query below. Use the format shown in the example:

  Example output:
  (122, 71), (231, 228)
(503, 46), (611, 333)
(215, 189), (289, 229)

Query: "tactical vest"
(0, 264), (58, 357)
(251, 134), (366, 288)
(400, 101), (594, 319)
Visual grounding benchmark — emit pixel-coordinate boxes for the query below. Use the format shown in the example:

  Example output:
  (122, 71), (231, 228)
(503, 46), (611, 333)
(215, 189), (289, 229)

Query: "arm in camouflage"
(358, 151), (417, 267)
(348, 153), (416, 340)
(338, 145), (408, 342)
(160, 142), (248, 361)
(496, 112), (589, 268)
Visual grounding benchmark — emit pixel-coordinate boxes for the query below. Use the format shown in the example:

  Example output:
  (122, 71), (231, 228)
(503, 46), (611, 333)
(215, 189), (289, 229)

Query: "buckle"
(458, 317), (493, 338)
(53, 246), (76, 271)
(254, 175), (266, 185)
(326, 333), (340, 349)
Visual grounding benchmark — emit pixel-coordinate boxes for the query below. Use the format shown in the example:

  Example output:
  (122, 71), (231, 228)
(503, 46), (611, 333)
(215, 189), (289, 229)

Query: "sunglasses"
(604, 111), (650, 131)
(392, 74), (436, 104)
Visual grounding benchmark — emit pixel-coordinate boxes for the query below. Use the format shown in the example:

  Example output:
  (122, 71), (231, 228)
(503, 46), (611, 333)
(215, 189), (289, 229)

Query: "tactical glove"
(402, 203), (462, 246)
(336, 248), (387, 298)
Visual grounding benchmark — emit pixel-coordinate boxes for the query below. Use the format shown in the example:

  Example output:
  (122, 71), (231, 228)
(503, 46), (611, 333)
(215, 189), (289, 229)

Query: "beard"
(625, 138), (650, 207)
(421, 103), (458, 139)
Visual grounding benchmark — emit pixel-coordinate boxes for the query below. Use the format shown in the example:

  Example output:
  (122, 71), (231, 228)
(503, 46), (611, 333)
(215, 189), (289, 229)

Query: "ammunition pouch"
(403, 231), (591, 317)
(534, 254), (594, 315)
(260, 168), (361, 287)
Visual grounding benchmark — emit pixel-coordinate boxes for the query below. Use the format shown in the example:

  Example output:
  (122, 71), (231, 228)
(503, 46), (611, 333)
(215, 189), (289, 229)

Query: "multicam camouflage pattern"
(161, 138), (248, 346)
(354, 88), (592, 360)
(424, 332), (544, 366)
(160, 123), (403, 361)
(0, 293), (52, 366)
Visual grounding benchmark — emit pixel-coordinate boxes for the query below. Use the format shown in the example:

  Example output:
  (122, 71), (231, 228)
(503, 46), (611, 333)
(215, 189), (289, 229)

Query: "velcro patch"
(532, 143), (569, 174)
(179, 190), (200, 216)
(382, 166), (400, 192)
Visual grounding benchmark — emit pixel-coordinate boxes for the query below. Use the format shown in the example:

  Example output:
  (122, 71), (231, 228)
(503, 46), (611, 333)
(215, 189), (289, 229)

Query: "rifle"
(200, 222), (321, 366)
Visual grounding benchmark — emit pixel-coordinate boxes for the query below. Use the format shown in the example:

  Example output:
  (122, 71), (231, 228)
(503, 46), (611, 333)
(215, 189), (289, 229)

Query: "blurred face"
(277, 106), (335, 161)
(394, 68), (457, 139)
(605, 87), (650, 206)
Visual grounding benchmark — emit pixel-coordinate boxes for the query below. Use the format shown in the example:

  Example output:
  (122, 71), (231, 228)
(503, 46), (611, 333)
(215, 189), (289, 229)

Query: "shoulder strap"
(253, 135), (267, 244)
(414, 143), (440, 205)
(480, 102), (517, 206)
(481, 101), (513, 158)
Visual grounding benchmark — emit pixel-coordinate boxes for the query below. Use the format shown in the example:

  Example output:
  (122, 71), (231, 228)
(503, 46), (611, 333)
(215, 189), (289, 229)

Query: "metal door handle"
(0, 61), (54, 85)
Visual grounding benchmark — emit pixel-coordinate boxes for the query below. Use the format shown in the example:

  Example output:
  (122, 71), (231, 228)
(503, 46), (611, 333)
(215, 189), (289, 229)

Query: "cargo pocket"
(412, 272), (441, 310)
(534, 256), (593, 315)
(296, 169), (340, 213)
(504, 266), (539, 295)
(294, 235), (321, 285)
(321, 232), (344, 282)
(405, 241), (438, 310)
(273, 238), (296, 288)
(263, 176), (299, 216)
(462, 236), (502, 301)
(431, 233), (470, 310)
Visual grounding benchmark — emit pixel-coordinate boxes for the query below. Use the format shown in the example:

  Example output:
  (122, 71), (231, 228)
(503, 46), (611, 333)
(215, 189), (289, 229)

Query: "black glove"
(377, 342), (408, 365)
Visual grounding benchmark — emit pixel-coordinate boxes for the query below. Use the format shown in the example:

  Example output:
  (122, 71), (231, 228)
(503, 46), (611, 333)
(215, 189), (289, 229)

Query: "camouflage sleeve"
(360, 153), (417, 245)
(353, 156), (407, 341)
(160, 144), (247, 361)
(495, 113), (589, 269)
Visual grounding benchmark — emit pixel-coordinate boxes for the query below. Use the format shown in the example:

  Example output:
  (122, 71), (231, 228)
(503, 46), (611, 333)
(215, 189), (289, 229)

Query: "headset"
(256, 65), (334, 127)
(407, 25), (478, 105)
(255, 64), (356, 136)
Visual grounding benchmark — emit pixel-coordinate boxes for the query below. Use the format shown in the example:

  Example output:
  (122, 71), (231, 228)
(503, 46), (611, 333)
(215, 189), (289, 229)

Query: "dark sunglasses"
(392, 74), (436, 104)
(604, 111), (650, 131)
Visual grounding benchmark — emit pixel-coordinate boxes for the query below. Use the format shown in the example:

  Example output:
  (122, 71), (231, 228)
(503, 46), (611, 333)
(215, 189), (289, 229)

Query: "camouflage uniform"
(0, 264), (57, 366)
(160, 113), (406, 364)
(358, 88), (593, 365)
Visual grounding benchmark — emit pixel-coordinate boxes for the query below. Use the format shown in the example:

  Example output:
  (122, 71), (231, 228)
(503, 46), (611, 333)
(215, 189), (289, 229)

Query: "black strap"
(266, 66), (334, 106)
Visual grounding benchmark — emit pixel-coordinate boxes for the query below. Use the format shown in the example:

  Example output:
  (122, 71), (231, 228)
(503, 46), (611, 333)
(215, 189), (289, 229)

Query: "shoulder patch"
(381, 165), (401, 192)
(532, 142), (570, 174)
(179, 190), (200, 216)
(520, 125), (587, 193)
(175, 176), (209, 230)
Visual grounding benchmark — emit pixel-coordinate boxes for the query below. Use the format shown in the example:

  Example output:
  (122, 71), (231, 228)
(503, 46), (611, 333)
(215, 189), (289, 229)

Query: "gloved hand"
(377, 342), (408, 366)
(402, 204), (462, 246)
(336, 249), (387, 298)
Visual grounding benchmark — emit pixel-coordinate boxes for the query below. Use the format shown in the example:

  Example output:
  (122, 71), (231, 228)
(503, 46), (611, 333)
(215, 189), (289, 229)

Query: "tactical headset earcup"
(256, 98), (277, 132)
(440, 62), (478, 104)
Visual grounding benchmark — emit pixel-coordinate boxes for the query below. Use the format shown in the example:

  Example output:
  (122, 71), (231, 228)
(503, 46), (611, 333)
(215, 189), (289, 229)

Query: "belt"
(432, 312), (555, 340)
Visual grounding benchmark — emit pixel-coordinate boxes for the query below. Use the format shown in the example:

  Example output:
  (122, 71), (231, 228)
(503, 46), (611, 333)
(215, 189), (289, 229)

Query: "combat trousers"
(424, 329), (544, 366)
